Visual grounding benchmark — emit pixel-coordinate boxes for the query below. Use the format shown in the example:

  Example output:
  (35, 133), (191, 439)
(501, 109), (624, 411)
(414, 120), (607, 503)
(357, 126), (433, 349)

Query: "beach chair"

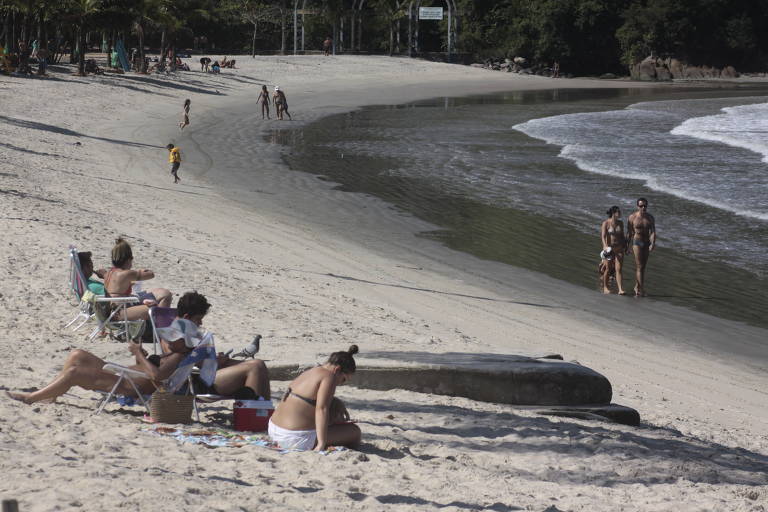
(149, 306), (177, 355)
(65, 247), (96, 331)
(88, 295), (146, 342)
(95, 332), (218, 417)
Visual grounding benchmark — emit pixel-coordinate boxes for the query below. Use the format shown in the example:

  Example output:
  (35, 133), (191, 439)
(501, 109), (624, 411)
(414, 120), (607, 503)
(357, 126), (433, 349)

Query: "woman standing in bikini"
(104, 238), (173, 321)
(269, 345), (362, 451)
(257, 85), (271, 119)
(600, 206), (627, 295)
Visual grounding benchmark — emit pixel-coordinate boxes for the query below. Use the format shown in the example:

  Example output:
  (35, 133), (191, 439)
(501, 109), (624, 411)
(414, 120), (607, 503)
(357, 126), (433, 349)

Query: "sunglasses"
(638, 204), (648, 208)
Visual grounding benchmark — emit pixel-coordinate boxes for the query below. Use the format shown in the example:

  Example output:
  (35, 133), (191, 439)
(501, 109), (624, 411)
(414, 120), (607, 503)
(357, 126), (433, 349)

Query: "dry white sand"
(0, 56), (766, 511)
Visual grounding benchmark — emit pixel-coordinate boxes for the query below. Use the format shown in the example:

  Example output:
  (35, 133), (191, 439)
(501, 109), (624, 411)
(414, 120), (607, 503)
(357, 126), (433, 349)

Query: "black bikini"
(285, 387), (316, 407)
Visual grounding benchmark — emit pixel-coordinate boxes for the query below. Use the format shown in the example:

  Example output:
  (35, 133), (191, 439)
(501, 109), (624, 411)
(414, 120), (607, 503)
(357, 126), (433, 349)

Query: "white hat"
(274, 86), (279, 91)
(156, 318), (202, 348)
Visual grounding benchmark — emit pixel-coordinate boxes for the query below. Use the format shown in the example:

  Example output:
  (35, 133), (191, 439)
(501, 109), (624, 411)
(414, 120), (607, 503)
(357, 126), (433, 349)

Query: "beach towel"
(164, 331), (217, 393)
(142, 426), (346, 454)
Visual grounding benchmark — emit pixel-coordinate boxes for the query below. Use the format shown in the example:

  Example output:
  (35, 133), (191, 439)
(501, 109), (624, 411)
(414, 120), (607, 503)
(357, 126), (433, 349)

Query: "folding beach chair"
(88, 295), (146, 342)
(95, 332), (217, 417)
(65, 247), (96, 331)
(149, 306), (177, 355)
(95, 363), (152, 415)
(150, 310), (232, 421)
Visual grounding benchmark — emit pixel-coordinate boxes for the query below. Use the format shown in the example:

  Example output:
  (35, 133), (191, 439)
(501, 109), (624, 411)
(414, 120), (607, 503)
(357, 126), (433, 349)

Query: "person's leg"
(614, 253), (625, 295)
(212, 359), (270, 398)
(326, 423), (361, 449)
(637, 248), (649, 296)
(147, 287), (172, 307)
(632, 244), (648, 296)
(284, 109), (291, 120)
(121, 304), (150, 321)
(601, 261), (611, 294)
(7, 350), (129, 404)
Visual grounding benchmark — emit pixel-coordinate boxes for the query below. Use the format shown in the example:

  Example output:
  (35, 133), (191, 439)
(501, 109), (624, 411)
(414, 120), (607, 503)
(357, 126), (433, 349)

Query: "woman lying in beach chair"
(7, 292), (217, 406)
(6, 325), (195, 406)
(104, 238), (172, 321)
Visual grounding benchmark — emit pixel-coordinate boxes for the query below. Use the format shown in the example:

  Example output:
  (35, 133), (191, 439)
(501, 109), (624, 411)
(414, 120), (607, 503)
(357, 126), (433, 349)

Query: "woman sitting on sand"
(269, 345), (362, 451)
(104, 238), (172, 320)
(599, 206), (627, 295)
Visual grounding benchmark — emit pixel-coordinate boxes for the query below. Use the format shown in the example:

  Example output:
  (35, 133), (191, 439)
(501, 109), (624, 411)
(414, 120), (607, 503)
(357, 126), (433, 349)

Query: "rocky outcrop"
(468, 56), (567, 77)
(630, 56), (740, 81)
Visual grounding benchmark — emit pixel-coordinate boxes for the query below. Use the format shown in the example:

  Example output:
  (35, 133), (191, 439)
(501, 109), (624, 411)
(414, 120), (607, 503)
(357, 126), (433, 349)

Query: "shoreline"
(275, 86), (768, 330)
(1, 56), (767, 511)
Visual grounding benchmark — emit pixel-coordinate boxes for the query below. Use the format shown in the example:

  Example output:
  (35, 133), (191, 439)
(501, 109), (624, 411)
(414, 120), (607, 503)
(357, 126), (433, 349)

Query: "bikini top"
(284, 387), (316, 407)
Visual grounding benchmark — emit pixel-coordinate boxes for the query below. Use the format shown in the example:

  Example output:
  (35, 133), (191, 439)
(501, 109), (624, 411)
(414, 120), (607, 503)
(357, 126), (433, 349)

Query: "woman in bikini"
(257, 85), (271, 120)
(104, 238), (172, 321)
(179, 98), (191, 130)
(600, 206), (627, 295)
(268, 345), (362, 451)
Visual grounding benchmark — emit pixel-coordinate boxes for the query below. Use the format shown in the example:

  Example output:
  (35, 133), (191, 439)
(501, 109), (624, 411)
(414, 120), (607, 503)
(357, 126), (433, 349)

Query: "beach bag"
(150, 390), (194, 424)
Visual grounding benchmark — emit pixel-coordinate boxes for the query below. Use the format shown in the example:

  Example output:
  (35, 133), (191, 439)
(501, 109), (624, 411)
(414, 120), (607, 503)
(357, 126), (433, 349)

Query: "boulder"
(513, 56), (526, 65)
(599, 73), (617, 79)
(721, 65), (739, 78)
(631, 56), (658, 81)
(470, 63), (485, 68)
(667, 58), (684, 78)
(655, 66), (672, 81)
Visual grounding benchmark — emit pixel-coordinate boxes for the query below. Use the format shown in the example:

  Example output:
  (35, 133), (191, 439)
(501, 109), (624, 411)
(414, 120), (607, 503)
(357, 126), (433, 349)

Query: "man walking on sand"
(626, 197), (656, 297)
(167, 143), (181, 183)
(323, 36), (332, 56)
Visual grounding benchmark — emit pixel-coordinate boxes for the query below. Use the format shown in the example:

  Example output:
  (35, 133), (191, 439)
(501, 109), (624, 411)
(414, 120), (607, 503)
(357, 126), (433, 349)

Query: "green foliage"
(3, 0), (766, 72)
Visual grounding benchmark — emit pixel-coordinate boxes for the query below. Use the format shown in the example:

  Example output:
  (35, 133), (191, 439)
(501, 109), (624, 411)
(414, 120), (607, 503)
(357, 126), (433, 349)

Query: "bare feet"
(602, 288), (611, 294)
(618, 290), (626, 295)
(6, 391), (31, 404)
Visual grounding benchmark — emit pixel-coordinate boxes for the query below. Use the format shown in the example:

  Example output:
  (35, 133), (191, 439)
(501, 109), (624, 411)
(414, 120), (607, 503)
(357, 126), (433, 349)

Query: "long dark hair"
(328, 345), (359, 374)
(606, 206), (620, 218)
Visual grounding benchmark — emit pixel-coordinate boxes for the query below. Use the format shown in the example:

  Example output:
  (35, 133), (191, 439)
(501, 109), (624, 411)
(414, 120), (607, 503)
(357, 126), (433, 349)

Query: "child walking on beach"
(167, 143), (181, 183)
(179, 99), (191, 130)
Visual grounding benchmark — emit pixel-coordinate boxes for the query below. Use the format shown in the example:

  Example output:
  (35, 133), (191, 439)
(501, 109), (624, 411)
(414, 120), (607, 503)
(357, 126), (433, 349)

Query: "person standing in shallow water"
(257, 85), (271, 119)
(627, 197), (656, 297)
(600, 206), (627, 295)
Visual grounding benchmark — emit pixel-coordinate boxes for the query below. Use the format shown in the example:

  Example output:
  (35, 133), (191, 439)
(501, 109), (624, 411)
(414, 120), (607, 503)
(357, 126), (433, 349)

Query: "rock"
(721, 65), (738, 78)
(513, 56), (526, 65)
(599, 73), (617, 79)
(667, 58), (684, 78)
(655, 66), (672, 81)
(470, 63), (485, 68)
(632, 56), (658, 81)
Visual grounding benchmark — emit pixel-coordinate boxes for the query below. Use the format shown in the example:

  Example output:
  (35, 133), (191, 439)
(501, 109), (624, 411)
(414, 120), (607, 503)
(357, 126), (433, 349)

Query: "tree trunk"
(280, 10), (286, 54)
(170, 38), (176, 71)
(252, 22), (257, 57)
(159, 27), (167, 71)
(138, 22), (146, 72)
(2, 11), (9, 50)
(396, 19), (400, 53)
(77, 23), (86, 75)
(37, 7), (47, 75)
(388, 21), (393, 56)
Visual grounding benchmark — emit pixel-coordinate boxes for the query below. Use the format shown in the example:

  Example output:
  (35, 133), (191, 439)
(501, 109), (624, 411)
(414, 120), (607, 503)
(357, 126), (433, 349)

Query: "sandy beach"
(1, 56), (767, 511)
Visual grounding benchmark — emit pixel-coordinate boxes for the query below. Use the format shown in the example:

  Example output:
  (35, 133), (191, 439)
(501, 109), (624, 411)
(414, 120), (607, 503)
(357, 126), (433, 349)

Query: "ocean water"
(276, 87), (768, 327)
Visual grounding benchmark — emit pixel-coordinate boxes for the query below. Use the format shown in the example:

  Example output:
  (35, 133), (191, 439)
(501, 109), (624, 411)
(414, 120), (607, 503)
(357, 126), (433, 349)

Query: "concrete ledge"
(269, 351), (612, 406)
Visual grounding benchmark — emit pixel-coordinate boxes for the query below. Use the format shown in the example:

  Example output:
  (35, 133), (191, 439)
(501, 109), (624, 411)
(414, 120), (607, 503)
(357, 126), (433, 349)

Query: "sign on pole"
(419, 7), (443, 20)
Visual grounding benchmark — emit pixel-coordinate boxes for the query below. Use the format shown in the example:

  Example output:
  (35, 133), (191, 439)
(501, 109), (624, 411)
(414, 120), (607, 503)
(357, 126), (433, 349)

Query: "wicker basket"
(150, 391), (194, 424)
